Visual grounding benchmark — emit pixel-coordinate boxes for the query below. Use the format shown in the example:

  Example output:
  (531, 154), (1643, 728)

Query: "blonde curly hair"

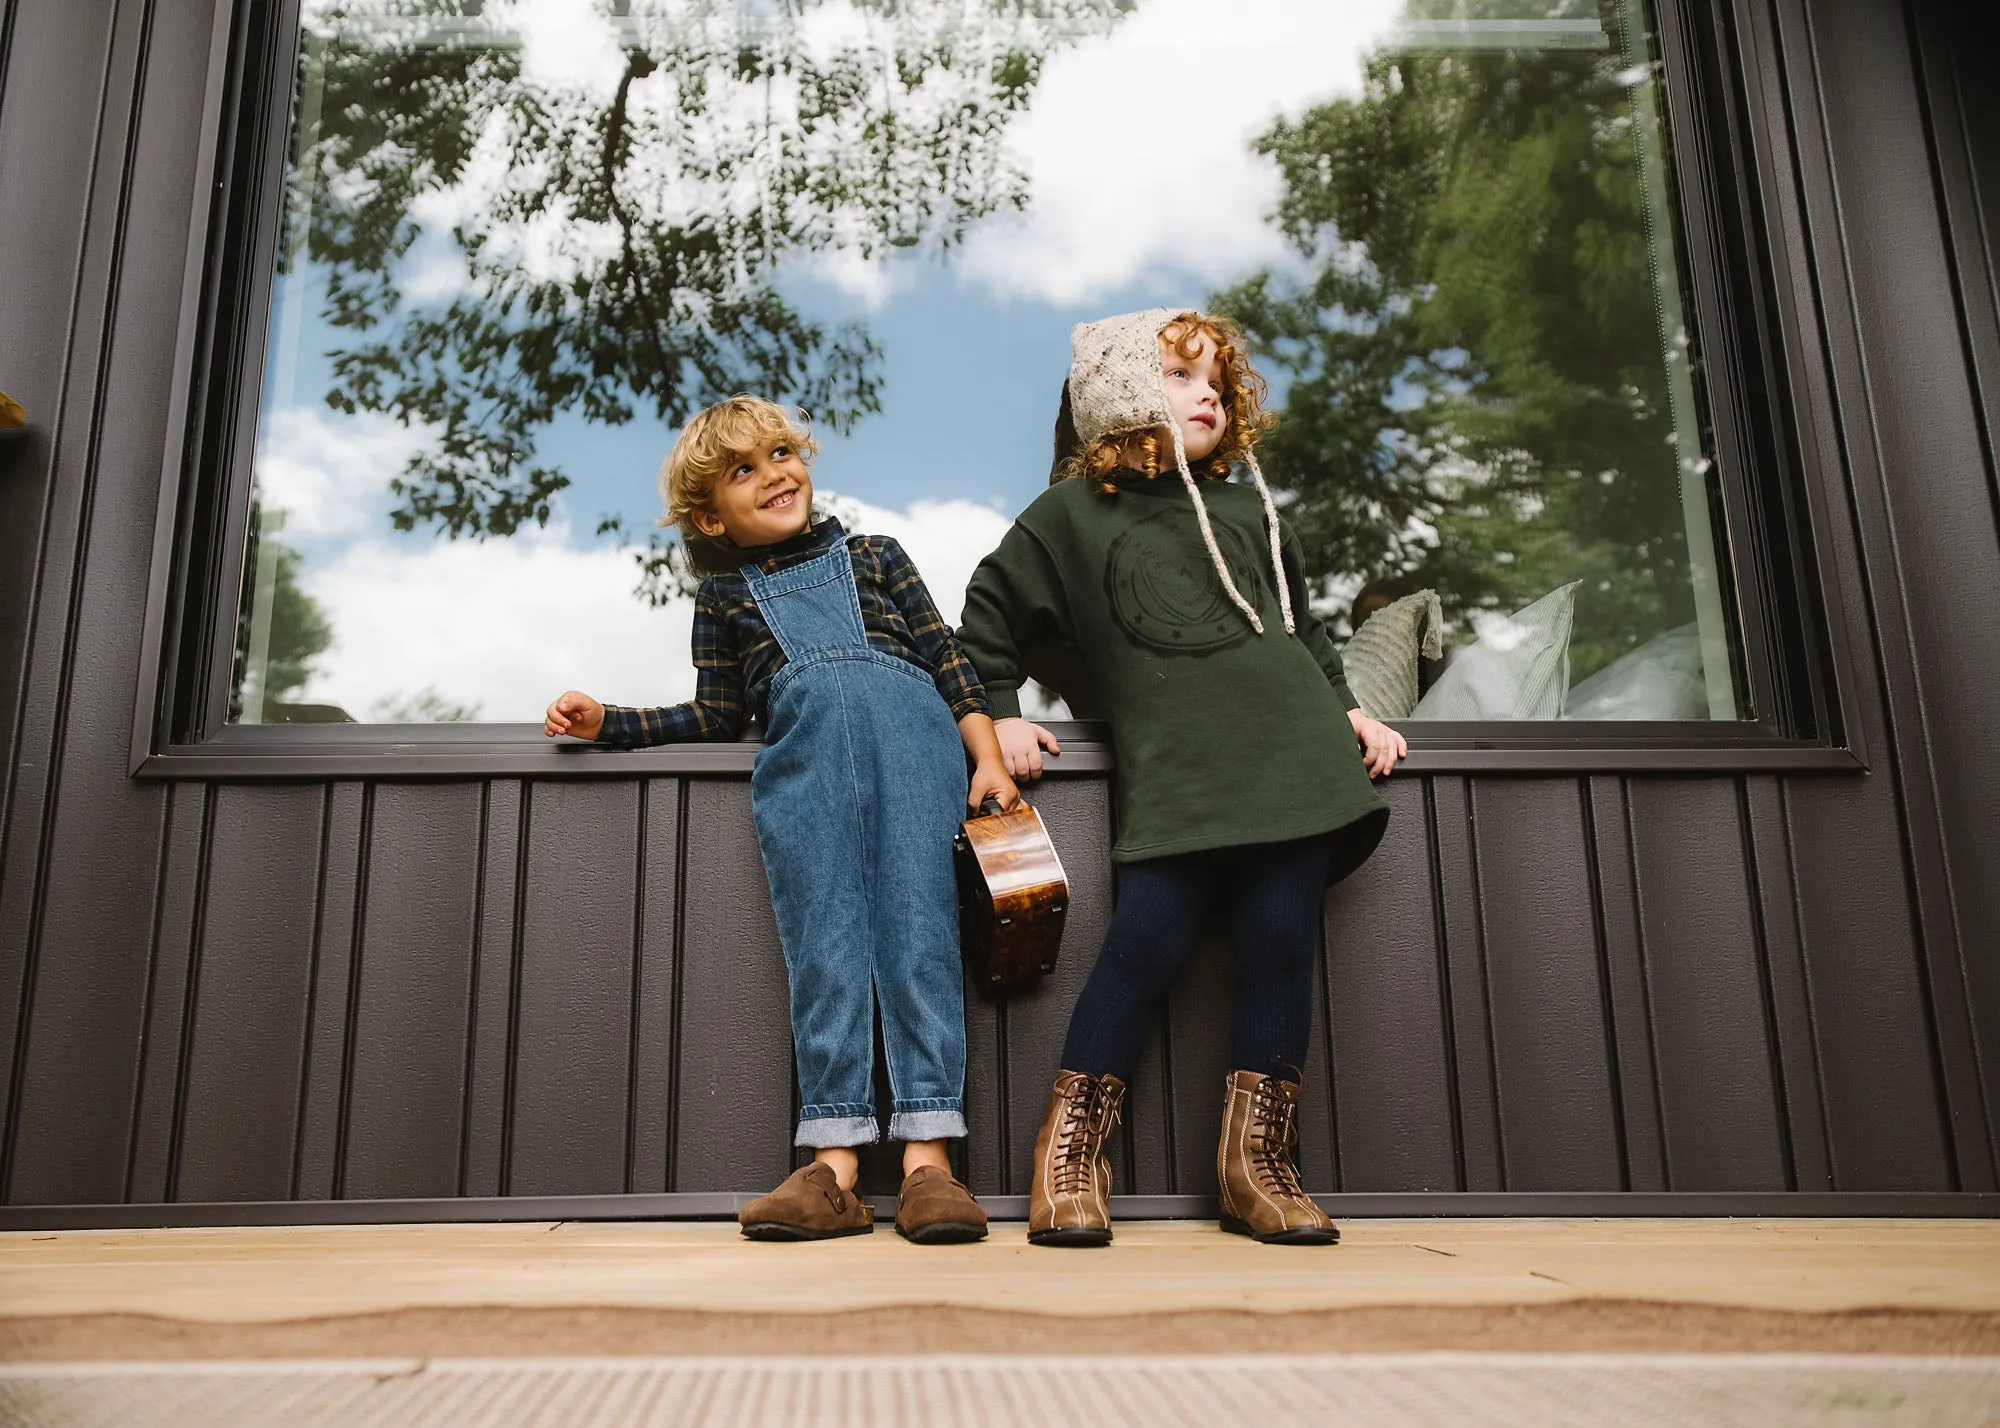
(659, 396), (818, 538)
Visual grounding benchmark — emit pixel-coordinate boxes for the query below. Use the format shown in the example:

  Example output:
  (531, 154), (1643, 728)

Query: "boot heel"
(1219, 1215), (1253, 1238)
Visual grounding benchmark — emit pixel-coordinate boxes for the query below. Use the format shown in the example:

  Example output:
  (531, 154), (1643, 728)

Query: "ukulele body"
(954, 801), (1068, 994)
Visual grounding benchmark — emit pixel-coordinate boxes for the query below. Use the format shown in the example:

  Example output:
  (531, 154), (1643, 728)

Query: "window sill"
(131, 721), (1865, 779)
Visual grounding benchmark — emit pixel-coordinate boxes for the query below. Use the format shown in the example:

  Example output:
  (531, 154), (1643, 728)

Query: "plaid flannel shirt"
(599, 519), (987, 746)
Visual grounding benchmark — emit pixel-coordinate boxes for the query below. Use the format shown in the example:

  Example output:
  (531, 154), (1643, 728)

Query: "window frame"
(132, 0), (1871, 780)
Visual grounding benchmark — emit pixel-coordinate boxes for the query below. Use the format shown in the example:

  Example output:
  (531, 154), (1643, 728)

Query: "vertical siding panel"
(1807, 0), (2000, 1190)
(126, 784), (209, 1202)
(0, 0), (121, 857)
(627, 778), (682, 1194)
(1121, 1026), (1175, 1197)
(1745, 776), (1833, 1189)
(960, 977), (1006, 1196)
(998, 779), (1112, 1195)
(4, 0), (217, 1208)
(291, 782), (365, 1201)
(1586, 778), (1667, 1192)
(1164, 926), (1232, 1197)
(0, 0), (138, 1203)
(1470, 780), (1622, 1191)
(1324, 777), (1456, 1192)
(1297, 976), (1340, 1192)
(509, 780), (641, 1196)
(3, 781), (168, 1205)
(672, 780), (792, 1193)
(1784, 775), (1952, 1189)
(1429, 779), (1502, 1190)
(1626, 780), (1787, 1190)
(460, 780), (521, 1197)
(173, 784), (325, 1202)
(340, 783), (483, 1200)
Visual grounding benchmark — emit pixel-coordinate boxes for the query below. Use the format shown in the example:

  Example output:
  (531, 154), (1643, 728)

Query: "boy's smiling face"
(691, 438), (815, 547)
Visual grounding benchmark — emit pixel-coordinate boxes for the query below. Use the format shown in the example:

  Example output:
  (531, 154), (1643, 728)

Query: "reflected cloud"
(253, 406), (431, 539)
(959, 0), (1400, 304)
(502, 0), (627, 98)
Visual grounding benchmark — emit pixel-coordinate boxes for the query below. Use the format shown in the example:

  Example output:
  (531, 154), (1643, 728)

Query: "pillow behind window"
(1563, 623), (1706, 720)
(1342, 589), (1444, 720)
(1410, 582), (1581, 721)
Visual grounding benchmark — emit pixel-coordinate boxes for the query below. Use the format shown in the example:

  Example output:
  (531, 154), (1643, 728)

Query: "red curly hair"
(1054, 312), (1275, 492)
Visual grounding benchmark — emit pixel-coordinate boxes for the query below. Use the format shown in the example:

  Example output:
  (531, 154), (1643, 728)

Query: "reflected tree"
(230, 503), (336, 719)
(288, 0), (1126, 544)
(1214, 0), (1700, 677)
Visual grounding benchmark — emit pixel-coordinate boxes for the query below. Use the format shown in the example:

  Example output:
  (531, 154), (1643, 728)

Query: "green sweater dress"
(959, 471), (1389, 875)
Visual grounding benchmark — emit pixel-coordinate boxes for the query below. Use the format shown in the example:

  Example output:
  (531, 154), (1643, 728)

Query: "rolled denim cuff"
(888, 1099), (966, 1143)
(795, 1107), (879, 1149)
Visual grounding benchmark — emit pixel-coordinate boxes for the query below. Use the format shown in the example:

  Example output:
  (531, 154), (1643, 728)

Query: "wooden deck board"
(3, 1219), (1996, 1326)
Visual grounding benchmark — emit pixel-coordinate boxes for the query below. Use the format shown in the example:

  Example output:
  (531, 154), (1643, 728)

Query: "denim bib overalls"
(744, 542), (969, 1148)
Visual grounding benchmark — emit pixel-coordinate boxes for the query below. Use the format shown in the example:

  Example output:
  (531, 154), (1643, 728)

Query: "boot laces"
(1250, 1077), (1307, 1199)
(1051, 1078), (1116, 1196)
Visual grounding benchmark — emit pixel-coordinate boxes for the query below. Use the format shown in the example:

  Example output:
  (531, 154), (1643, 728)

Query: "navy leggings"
(1060, 834), (1336, 1082)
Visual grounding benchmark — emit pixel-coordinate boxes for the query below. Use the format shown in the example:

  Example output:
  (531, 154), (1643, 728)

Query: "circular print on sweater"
(1103, 507), (1265, 655)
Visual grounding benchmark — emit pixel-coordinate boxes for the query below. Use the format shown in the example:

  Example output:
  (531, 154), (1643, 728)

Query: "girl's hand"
(1349, 708), (1408, 778)
(995, 717), (1062, 780)
(967, 759), (1021, 814)
(545, 690), (605, 740)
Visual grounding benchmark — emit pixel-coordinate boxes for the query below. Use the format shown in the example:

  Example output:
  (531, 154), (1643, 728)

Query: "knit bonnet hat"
(1067, 308), (1294, 636)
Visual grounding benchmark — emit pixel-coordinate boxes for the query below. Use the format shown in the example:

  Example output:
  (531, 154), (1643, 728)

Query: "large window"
(229, 0), (1745, 728)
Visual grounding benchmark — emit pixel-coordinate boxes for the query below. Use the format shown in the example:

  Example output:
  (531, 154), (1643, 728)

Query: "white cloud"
(958, 0), (1400, 304)
(285, 484), (1015, 724)
(400, 244), (473, 303)
(817, 490), (1013, 625)
(297, 522), (695, 720)
(500, 0), (626, 100)
(253, 406), (427, 539)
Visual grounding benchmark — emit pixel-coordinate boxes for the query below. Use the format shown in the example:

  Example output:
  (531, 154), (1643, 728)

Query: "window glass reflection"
(233, 0), (1742, 726)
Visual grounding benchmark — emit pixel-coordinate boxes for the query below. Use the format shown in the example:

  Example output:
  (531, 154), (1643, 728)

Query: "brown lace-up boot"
(1027, 1070), (1127, 1247)
(1217, 1070), (1339, 1245)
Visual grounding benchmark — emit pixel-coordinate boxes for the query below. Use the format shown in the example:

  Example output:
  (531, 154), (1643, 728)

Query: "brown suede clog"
(894, 1165), (989, 1245)
(739, 1162), (874, 1241)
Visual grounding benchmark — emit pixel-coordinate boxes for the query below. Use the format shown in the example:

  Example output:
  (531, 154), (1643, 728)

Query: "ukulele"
(954, 797), (1069, 994)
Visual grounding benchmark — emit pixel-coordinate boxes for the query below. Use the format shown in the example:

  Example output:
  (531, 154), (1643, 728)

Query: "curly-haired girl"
(959, 309), (1406, 1247)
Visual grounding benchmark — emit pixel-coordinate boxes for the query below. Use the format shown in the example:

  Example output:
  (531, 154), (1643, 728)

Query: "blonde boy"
(547, 397), (1014, 1241)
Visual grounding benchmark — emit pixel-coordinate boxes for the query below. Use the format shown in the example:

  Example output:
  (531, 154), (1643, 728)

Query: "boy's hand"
(1349, 708), (1408, 778)
(995, 717), (1061, 780)
(967, 760), (1021, 814)
(545, 691), (605, 741)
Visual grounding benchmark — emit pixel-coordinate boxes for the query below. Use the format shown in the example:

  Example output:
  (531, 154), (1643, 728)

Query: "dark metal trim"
(131, 0), (304, 775)
(128, 742), (1864, 781)
(127, 716), (1864, 780)
(1732, 0), (1877, 768)
(2, 1190), (1994, 1230)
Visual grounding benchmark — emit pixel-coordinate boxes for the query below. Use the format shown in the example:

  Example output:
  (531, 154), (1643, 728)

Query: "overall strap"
(741, 543), (868, 667)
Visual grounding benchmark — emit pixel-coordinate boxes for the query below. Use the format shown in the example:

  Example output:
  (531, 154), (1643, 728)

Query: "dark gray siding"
(0, 0), (1995, 1214)
(3, 763), (1986, 1207)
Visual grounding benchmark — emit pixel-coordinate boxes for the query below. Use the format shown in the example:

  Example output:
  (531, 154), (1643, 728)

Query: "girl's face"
(692, 438), (814, 547)
(1160, 331), (1226, 463)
